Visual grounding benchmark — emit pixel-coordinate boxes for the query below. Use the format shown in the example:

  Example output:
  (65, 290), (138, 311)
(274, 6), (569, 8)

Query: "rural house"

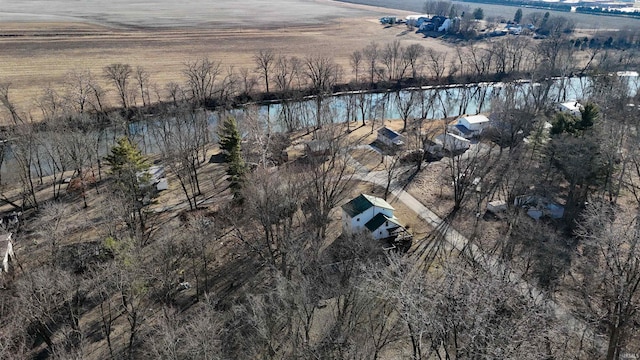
(0, 233), (14, 274)
(450, 114), (490, 138)
(377, 127), (405, 149)
(341, 194), (410, 241)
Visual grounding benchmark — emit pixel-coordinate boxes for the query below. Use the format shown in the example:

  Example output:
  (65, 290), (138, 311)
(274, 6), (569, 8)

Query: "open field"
(0, 0), (383, 28)
(0, 1), (461, 117)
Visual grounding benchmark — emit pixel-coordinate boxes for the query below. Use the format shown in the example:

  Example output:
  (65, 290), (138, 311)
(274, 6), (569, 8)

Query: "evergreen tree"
(105, 137), (150, 181)
(577, 102), (599, 132)
(218, 117), (246, 201)
(473, 8), (484, 20)
(514, 9), (523, 24)
(105, 137), (151, 236)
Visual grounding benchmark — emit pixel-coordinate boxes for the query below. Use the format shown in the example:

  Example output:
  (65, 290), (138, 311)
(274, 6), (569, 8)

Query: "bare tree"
(0, 82), (25, 124)
(363, 41), (380, 85)
(239, 67), (259, 96)
(104, 63), (133, 109)
(572, 202), (640, 360)
(183, 57), (221, 106)
(301, 128), (355, 242)
(242, 167), (304, 278)
(381, 154), (401, 200)
(254, 49), (276, 94)
(404, 43), (425, 80)
(151, 107), (205, 210)
(395, 90), (418, 132)
(349, 50), (363, 84)
(304, 55), (342, 128)
(134, 66), (151, 107)
(424, 0), (453, 16)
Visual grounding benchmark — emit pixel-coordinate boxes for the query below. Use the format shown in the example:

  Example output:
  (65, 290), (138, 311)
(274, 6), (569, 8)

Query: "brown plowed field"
(0, 0), (455, 116)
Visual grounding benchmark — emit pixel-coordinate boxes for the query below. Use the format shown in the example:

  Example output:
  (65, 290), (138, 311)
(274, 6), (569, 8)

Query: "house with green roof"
(341, 194), (409, 241)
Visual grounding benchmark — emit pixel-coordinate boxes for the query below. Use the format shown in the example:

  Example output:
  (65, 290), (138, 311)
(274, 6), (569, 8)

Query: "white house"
(450, 114), (490, 138)
(0, 233), (14, 274)
(435, 132), (471, 152)
(377, 127), (404, 148)
(556, 101), (583, 117)
(341, 194), (408, 240)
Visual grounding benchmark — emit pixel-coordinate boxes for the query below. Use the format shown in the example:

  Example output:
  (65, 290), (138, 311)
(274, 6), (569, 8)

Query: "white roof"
(406, 14), (431, 20)
(459, 114), (490, 124)
(436, 132), (470, 142)
(558, 101), (582, 112)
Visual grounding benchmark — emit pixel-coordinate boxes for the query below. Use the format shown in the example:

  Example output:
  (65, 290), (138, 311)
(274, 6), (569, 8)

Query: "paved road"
(350, 155), (605, 352)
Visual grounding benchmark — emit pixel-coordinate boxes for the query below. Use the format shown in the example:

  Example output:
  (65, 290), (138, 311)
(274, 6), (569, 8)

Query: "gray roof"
(378, 127), (401, 140)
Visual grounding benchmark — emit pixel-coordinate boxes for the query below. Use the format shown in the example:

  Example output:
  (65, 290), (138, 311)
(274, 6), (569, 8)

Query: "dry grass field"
(0, 0), (458, 116)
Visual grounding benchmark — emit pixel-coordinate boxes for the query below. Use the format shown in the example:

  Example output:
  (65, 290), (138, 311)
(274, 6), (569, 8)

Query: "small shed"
(435, 133), (471, 152)
(377, 127), (404, 148)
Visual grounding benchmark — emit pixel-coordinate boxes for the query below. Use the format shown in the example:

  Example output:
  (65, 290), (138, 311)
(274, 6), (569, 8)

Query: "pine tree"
(514, 9), (523, 24)
(218, 117), (246, 201)
(105, 137), (151, 236)
(105, 137), (150, 180)
(577, 102), (599, 132)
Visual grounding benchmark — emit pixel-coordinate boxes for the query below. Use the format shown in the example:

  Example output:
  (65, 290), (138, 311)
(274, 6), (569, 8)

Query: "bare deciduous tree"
(254, 49), (276, 94)
(183, 57), (221, 106)
(572, 202), (640, 360)
(104, 63), (133, 109)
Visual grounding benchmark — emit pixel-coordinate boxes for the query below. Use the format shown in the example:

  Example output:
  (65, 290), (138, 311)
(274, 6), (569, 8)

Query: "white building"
(341, 194), (407, 240)
(405, 14), (431, 27)
(435, 132), (471, 152)
(556, 101), (583, 117)
(450, 114), (490, 138)
(377, 127), (405, 148)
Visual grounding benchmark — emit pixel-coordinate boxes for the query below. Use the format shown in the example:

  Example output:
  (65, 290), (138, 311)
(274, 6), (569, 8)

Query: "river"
(2, 73), (638, 181)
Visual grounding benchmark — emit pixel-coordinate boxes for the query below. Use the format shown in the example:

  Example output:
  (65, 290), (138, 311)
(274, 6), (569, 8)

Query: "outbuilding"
(435, 133), (471, 152)
(556, 101), (583, 117)
(377, 127), (405, 149)
(451, 114), (491, 138)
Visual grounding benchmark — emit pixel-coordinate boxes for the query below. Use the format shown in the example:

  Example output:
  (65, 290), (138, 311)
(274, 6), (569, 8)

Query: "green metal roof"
(341, 194), (394, 217)
(364, 213), (402, 232)
(365, 213), (388, 232)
